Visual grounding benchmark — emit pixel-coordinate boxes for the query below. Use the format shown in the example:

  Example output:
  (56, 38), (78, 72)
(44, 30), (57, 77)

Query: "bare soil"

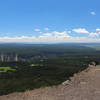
(0, 66), (100, 100)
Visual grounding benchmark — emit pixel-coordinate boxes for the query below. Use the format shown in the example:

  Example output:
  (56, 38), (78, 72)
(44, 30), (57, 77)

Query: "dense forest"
(0, 43), (100, 95)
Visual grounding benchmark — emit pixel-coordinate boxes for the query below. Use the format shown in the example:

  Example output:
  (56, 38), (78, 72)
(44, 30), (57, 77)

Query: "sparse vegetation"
(0, 66), (16, 72)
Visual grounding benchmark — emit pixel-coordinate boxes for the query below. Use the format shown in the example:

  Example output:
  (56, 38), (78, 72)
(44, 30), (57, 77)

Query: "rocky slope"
(0, 66), (100, 100)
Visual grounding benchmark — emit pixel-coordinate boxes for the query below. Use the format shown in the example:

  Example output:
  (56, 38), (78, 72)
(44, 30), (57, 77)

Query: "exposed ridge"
(0, 65), (100, 100)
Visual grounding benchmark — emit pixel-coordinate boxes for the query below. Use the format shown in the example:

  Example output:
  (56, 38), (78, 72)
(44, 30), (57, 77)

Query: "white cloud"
(96, 28), (100, 31)
(89, 32), (99, 37)
(72, 28), (89, 34)
(44, 28), (49, 31)
(90, 11), (96, 16)
(0, 34), (100, 43)
(34, 28), (41, 32)
(52, 31), (71, 38)
(0, 36), (36, 43)
(38, 31), (71, 42)
(0, 31), (71, 43)
(1, 28), (100, 43)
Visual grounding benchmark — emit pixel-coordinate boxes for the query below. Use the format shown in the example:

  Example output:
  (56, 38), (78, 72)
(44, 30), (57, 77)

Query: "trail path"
(0, 66), (100, 100)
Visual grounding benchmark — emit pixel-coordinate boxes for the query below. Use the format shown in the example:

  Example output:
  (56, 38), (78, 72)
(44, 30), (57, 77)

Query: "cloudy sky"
(0, 0), (100, 43)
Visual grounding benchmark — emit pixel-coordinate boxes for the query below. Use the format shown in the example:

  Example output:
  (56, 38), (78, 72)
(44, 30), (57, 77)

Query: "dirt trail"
(0, 66), (100, 100)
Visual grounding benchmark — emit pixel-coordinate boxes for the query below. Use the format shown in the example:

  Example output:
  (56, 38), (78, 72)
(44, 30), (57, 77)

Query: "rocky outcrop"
(0, 66), (100, 100)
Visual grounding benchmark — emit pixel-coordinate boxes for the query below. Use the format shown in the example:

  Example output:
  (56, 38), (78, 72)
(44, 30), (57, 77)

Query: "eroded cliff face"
(0, 66), (100, 100)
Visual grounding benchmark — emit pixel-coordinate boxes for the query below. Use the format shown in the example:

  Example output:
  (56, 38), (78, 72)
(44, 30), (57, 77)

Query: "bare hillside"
(0, 66), (100, 100)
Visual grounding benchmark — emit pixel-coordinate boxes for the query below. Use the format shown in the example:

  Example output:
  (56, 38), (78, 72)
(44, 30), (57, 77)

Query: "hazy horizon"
(0, 0), (100, 43)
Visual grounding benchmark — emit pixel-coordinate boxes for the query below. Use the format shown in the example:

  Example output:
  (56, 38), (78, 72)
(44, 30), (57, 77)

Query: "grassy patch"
(0, 67), (16, 72)
(30, 64), (43, 67)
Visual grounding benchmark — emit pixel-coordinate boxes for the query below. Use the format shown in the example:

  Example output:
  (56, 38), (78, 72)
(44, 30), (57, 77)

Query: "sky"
(0, 0), (100, 43)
